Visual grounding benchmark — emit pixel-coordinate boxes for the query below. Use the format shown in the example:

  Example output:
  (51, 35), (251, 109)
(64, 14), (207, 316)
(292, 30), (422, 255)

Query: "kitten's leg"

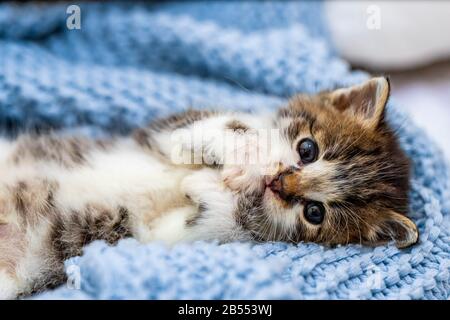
(180, 169), (251, 242)
(0, 222), (24, 299)
(0, 270), (19, 300)
(180, 168), (229, 204)
(136, 206), (198, 245)
(175, 114), (268, 167)
(156, 115), (241, 166)
(139, 110), (272, 167)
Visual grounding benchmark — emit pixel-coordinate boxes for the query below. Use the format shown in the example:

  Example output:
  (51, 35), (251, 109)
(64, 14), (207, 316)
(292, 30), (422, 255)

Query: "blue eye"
(297, 138), (318, 164)
(304, 202), (325, 225)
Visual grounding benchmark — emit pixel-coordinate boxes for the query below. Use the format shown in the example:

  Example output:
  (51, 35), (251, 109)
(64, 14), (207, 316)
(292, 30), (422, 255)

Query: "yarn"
(0, 1), (448, 299)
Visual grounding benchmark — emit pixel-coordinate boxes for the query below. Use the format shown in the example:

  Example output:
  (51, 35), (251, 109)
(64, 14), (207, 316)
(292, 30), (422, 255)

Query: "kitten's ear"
(329, 77), (390, 130)
(368, 211), (418, 248)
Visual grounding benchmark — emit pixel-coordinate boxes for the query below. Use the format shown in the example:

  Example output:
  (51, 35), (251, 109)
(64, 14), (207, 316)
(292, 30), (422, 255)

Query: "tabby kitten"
(0, 77), (417, 299)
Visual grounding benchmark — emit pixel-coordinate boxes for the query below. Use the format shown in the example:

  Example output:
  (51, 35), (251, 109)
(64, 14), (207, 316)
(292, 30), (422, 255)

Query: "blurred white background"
(325, 1), (450, 162)
(391, 63), (450, 162)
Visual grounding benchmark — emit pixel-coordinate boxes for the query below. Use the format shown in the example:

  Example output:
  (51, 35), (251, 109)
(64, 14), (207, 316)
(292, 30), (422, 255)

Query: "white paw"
(222, 165), (264, 194)
(181, 169), (222, 203)
(0, 271), (19, 300)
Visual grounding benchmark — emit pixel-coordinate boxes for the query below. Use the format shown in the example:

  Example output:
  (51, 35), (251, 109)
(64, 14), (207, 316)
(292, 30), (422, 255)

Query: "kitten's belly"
(0, 139), (196, 243)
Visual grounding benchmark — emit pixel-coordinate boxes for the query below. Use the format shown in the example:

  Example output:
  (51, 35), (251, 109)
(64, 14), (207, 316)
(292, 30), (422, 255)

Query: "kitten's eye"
(297, 138), (318, 164)
(304, 202), (325, 225)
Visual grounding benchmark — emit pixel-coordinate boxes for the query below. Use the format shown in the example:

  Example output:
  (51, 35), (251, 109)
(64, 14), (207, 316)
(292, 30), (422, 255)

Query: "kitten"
(0, 77), (417, 299)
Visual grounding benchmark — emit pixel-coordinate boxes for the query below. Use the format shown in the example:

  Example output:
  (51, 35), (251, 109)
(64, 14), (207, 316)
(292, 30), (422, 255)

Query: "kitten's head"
(237, 77), (418, 248)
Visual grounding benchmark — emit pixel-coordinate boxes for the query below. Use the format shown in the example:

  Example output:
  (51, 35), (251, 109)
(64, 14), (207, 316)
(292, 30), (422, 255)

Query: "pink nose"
(265, 166), (301, 202)
(266, 173), (284, 195)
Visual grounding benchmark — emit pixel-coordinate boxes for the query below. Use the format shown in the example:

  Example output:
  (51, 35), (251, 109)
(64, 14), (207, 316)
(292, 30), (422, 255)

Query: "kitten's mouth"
(265, 186), (282, 201)
(264, 174), (299, 206)
(264, 175), (285, 201)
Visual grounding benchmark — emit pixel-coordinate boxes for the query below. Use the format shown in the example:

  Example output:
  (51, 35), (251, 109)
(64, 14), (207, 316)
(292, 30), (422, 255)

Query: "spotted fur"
(11, 134), (111, 168)
(226, 119), (249, 133)
(148, 109), (215, 132)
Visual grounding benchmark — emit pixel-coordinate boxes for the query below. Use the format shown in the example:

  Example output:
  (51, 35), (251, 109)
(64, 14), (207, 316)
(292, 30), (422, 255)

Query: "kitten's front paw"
(222, 165), (264, 194)
(222, 166), (244, 192)
(0, 271), (19, 300)
(181, 169), (222, 203)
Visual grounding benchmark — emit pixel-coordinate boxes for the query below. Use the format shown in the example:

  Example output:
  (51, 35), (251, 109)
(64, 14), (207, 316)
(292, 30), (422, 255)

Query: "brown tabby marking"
(288, 80), (410, 245)
(132, 128), (157, 151)
(133, 109), (216, 157)
(149, 109), (214, 132)
(12, 135), (111, 168)
(11, 179), (59, 227)
(49, 205), (131, 263)
(246, 77), (416, 247)
(226, 120), (249, 132)
(0, 77), (417, 300)
(0, 223), (25, 276)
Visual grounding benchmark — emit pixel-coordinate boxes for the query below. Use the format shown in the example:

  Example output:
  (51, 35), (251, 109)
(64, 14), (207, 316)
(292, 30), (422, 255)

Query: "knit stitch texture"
(0, 1), (449, 299)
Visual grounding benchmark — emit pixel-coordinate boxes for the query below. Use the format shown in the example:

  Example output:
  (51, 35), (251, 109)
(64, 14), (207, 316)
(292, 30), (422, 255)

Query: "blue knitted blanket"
(1, 1), (449, 299)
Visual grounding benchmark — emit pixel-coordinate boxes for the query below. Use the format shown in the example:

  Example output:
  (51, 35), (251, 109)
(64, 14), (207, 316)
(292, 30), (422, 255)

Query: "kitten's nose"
(266, 166), (299, 201)
(267, 173), (283, 194)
